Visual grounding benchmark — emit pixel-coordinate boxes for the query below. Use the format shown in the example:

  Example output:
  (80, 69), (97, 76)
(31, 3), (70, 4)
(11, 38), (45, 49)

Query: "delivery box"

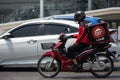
(88, 23), (110, 45)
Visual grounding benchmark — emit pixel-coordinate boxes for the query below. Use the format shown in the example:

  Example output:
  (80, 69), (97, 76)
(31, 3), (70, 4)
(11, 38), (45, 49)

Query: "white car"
(0, 20), (79, 68)
(0, 20), (118, 68)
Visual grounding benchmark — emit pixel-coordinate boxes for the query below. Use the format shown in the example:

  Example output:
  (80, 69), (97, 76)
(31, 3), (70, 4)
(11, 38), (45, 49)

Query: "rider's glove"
(67, 35), (74, 39)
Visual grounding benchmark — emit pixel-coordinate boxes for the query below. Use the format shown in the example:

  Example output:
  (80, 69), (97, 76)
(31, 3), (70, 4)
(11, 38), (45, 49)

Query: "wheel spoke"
(90, 55), (113, 78)
(37, 56), (60, 78)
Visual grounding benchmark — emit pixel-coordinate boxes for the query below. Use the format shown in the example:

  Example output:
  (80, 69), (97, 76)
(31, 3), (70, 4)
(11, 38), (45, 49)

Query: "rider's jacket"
(73, 23), (91, 45)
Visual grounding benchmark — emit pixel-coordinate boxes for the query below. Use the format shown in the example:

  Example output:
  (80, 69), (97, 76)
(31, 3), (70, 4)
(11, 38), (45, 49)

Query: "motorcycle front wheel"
(37, 56), (60, 78)
(90, 54), (113, 78)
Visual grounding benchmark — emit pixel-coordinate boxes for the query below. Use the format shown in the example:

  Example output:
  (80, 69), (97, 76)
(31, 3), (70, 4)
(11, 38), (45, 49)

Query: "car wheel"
(0, 66), (3, 70)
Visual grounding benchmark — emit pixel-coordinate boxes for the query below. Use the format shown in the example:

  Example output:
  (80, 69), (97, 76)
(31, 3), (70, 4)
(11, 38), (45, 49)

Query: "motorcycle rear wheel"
(37, 56), (60, 78)
(90, 55), (113, 78)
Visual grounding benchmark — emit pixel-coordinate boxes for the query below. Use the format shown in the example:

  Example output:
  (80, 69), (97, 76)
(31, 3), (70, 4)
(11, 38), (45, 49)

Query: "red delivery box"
(88, 23), (110, 44)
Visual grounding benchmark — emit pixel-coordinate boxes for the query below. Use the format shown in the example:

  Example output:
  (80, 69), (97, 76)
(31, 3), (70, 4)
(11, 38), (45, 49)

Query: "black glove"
(67, 35), (74, 39)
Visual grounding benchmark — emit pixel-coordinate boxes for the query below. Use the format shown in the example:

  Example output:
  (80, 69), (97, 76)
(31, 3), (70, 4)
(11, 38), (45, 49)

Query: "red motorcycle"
(37, 23), (114, 78)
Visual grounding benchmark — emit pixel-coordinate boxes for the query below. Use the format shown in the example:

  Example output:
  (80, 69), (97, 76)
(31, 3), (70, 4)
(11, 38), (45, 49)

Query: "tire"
(90, 55), (113, 78)
(0, 66), (3, 70)
(37, 56), (60, 78)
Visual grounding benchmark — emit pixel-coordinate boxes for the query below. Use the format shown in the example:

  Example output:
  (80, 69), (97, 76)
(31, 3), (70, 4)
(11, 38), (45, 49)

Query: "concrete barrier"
(0, 18), (41, 30)
(0, 21), (24, 30)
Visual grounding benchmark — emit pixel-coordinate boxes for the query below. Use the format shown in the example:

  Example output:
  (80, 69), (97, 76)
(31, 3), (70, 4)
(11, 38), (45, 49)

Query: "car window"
(10, 24), (41, 37)
(43, 24), (78, 35)
(70, 26), (78, 32)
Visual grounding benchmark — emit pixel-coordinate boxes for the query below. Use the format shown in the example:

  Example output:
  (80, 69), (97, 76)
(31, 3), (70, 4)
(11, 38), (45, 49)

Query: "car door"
(0, 24), (41, 65)
(37, 23), (78, 55)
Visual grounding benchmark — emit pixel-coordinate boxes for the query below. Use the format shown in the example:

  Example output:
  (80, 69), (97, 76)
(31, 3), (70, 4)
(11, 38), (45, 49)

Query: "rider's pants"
(67, 42), (89, 59)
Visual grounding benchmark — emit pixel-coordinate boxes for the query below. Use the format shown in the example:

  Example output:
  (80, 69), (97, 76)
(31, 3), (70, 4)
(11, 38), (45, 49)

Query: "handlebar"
(59, 33), (68, 42)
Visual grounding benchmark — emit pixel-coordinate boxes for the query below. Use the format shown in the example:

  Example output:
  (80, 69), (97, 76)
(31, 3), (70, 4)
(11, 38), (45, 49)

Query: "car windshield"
(44, 15), (102, 25)
(51, 15), (74, 21)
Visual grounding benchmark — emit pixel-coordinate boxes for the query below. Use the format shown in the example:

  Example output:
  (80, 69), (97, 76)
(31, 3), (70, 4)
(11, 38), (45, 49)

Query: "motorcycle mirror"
(65, 28), (70, 32)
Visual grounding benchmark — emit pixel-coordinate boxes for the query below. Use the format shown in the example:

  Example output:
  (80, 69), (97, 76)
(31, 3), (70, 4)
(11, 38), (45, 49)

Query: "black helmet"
(74, 11), (86, 22)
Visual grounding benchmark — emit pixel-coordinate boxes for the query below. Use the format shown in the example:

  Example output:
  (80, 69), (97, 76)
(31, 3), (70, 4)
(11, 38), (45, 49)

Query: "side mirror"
(2, 33), (11, 39)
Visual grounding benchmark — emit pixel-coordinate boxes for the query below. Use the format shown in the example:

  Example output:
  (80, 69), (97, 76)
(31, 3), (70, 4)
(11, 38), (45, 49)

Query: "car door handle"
(27, 39), (37, 44)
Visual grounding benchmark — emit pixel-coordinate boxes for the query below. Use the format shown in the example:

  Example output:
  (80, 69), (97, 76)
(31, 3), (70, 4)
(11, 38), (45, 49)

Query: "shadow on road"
(0, 67), (37, 72)
(1, 67), (120, 80)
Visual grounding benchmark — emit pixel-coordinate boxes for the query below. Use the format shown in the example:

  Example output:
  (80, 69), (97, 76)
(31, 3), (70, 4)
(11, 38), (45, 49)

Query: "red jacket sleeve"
(73, 33), (79, 38)
(73, 26), (91, 45)
(73, 26), (85, 40)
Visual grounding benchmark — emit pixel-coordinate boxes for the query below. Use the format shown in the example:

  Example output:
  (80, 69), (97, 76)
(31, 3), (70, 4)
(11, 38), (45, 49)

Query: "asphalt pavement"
(114, 58), (120, 71)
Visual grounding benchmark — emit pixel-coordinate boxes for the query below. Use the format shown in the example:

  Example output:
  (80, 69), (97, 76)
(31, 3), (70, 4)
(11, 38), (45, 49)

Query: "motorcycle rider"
(67, 11), (91, 70)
